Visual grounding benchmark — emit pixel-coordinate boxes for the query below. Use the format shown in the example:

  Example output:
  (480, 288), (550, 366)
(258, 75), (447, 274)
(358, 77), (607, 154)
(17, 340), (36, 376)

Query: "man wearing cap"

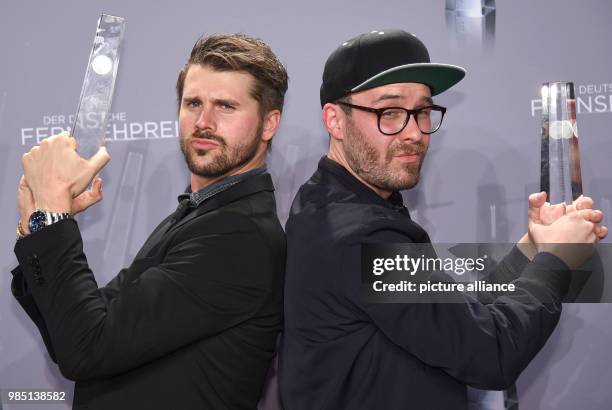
(279, 29), (606, 409)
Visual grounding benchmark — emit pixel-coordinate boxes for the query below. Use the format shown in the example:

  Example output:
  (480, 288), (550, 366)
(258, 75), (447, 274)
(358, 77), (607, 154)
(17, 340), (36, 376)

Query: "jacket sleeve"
(340, 228), (571, 390)
(11, 255), (147, 361)
(476, 245), (530, 303)
(8, 214), (176, 353)
(10, 266), (57, 362)
(13, 216), (274, 381)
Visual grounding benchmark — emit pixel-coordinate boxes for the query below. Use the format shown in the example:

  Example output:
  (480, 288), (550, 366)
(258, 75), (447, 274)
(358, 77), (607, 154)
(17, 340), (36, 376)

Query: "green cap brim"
(351, 63), (466, 96)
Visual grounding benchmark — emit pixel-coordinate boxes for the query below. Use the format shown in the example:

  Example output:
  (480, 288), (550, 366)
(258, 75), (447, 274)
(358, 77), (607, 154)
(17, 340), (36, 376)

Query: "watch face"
(28, 210), (47, 233)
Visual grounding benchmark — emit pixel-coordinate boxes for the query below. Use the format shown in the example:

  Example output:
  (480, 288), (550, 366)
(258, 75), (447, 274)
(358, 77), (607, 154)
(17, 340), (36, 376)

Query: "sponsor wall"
(1, 0), (611, 408)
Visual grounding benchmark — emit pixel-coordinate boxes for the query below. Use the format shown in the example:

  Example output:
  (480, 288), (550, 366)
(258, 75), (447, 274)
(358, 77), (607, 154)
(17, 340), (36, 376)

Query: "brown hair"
(176, 34), (288, 118)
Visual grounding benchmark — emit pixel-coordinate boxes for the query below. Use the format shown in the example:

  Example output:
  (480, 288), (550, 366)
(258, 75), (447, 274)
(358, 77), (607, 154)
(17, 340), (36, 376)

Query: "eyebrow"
(181, 96), (241, 107)
(213, 98), (241, 107)
(373, 93), (401, 103)
(372, 94), (434, 106)
(419, 96), (434, 106)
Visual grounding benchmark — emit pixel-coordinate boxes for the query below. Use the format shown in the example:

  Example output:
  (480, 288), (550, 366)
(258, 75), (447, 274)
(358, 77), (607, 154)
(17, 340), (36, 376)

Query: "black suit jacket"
(11, 173), (286, 410)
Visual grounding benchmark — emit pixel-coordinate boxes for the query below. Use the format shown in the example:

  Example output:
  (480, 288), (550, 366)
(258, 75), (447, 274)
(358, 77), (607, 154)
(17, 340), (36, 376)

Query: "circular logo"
(91, 55), (113, 76)
(548, 120), (574, 140)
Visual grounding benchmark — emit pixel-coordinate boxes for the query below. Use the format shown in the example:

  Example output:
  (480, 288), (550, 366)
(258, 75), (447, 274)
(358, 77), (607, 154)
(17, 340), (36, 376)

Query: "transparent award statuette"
(445, 0), (496, 50)
(445, 0), (496, 17)
(71, 14), (126, 159)
(540, 81), (583, 205)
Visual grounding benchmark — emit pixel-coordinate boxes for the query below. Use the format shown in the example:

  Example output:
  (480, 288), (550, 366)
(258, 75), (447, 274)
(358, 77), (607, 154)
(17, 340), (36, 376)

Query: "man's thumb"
(88, 146), (111, 175)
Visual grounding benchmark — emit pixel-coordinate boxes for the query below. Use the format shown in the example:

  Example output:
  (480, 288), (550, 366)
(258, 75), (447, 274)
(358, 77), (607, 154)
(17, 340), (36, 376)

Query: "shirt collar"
(178, 165), (267, 207)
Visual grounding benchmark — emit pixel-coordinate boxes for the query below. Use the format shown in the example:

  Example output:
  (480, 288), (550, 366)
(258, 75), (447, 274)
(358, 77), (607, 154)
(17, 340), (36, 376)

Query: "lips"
(394, 152), (421, 163)
(190, 138), (219, 150)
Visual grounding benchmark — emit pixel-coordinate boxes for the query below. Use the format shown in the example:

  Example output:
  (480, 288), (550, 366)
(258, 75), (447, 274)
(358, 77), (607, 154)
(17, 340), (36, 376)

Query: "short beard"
(180, 122), (263, 179)
(343, 119), (426, 192)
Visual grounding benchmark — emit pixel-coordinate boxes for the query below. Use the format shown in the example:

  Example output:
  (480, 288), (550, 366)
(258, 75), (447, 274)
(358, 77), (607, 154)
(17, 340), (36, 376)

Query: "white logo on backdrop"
(531, 82), (612, 117)
(20, 112), (178, 145)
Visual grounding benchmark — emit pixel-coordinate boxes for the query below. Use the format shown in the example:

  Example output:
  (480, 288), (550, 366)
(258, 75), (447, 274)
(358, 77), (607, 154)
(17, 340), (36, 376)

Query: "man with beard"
(11, 34), (287, 410)
(279, 29), (607, 409)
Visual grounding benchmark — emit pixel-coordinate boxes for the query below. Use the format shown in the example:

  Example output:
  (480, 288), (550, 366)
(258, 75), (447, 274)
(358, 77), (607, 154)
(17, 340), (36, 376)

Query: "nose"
(397, 113), (423, 143)
(195, 105), (216, 132)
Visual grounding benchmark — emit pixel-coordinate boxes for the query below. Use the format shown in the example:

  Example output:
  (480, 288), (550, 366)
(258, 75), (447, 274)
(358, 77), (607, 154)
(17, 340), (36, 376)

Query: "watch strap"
(43, 211), (73, 225)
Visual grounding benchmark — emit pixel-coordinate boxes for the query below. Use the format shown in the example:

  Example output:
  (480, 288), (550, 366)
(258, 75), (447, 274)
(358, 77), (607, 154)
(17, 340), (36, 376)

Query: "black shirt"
(280, 157), (570, 410)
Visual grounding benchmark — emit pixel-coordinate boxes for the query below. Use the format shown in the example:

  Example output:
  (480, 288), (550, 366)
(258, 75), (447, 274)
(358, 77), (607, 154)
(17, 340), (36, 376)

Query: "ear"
(322, 103), (345, 141)
(261, 110), (281, 143)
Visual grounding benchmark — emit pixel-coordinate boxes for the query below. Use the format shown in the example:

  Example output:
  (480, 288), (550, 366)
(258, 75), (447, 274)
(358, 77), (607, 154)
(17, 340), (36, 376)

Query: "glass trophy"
(540, 82), (583, 204)
(71, 14), (125, 159)
(445, 0), (496, 50)
(445, 0), (496, 17)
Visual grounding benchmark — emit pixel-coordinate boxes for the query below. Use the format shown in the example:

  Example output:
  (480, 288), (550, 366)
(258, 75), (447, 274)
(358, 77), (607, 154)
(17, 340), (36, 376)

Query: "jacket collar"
(170, 172), (275, 232)
(178, 166), (267, 207)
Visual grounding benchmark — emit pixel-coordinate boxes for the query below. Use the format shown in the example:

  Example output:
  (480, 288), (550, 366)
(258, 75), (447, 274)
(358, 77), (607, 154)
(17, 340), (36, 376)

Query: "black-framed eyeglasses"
(335, 101), (447, 135)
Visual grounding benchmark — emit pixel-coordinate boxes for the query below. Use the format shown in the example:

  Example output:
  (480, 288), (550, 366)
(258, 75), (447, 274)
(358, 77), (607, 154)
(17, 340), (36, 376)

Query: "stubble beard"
(343, 119), (427, 192)
(180, 122), (263, 179)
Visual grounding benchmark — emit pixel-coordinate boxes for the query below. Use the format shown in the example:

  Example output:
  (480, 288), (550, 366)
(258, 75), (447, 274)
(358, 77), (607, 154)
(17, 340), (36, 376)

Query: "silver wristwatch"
(28, 209), (73, 234)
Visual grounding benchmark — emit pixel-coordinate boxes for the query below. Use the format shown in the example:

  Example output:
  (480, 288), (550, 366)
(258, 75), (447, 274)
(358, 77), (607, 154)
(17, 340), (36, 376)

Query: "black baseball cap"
(320, 29), (466, 106)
